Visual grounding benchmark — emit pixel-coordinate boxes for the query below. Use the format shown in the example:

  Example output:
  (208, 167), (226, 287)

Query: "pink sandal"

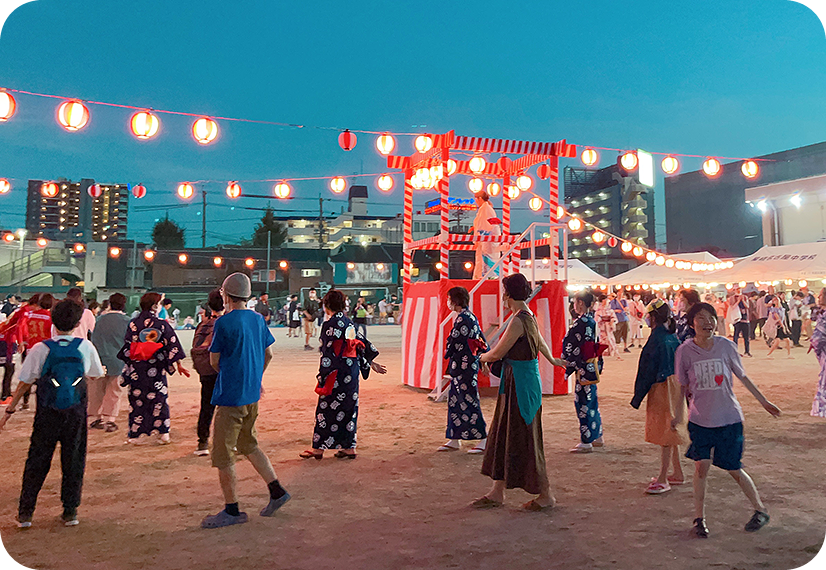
(645, 478), (672, 494)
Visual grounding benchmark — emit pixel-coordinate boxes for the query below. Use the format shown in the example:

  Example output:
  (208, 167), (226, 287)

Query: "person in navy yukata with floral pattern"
(563, 290), (605, 454)
(300, 290), (385, 460)
(438, 286), (488, 454)
(118, 292), (190, 444)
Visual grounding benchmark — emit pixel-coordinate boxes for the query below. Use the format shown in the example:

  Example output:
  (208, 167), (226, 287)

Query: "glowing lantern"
(741, 160), (759, 179)
(497, 156), (512, 171)
(273, 182), (291, 199)
(468, 178), (483, 194)
(279, 260), (288, 269)
(88, 184), (103, 198)
(633, 285), (641, 291)
(416, 168), (434, 189)
(620, 152), (638, 171)
(529, 197), (543, 211)
(2, 233), (13, 243)
(507, 186), (520, 200)
(469, 156), (486, 174)
(632, 246), (644, 257)
(607, 236), (618, 248)
(581, 148), (598, 166)
(702, 158), (722, 177)
(347, 262), (356, 270)
(226, 182), (242, 199)
(414, 135), (433, 153)
(784, 279), (793, 286)
(213, 256), (223, 267)
(800, 280), (808, 288)
(655, 256), (665, 266)
(109, 247), (121, 258)
(516, 175), (533, 191)
(177, 183), (194, 199)
(330, 177), (346, 194)
(646, 251), (657, 262)
(0, 92), (16, 121)
(487, 182), (501, 197)
(41, 182), (58, 198)
(57, 100), (90, 131)
(132, 184), (147, 199)
(377, 175), (394, 192)
(665, 258), (675, 268)
(338, 129), (357, 151)
(0, 179), (10, 194)
(192, 117), (218, 145)
(446, 159), (457, 176)
(464, 261), (473, 270)
(410, 173), (424, 190)
(661, 155), (679, 174)
(376, 133), (395, 155)
(738, 281), (747, 288)
(537, 163), (551, 180)
(557, 206), (565, 219)
(568, 217), (583, 232)
(591, 231), (605, 244)
(143, 250), (156, 262)
(178, 253), (189, 264)
(430, 165), (444, 182)
(621, 241), (633, 253)
(36, 238), (48, 248)
(245, 258), (255, 268)
(73, 243), (85, 253)
(130, 111), (160, 139)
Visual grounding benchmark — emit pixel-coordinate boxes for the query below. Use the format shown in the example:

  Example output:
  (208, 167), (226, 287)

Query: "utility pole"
(318, 196), (324, 249)
(201, 189), (207, 249)
(266, 229), (271, 296)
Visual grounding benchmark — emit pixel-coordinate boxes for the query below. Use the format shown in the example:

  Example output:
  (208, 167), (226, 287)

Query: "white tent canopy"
(607, 252), (723, 286)
(708, 241), (826, 284)
(519, 258), (607, 285)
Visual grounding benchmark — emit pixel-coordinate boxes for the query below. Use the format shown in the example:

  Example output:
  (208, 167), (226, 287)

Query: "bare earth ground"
(0, 325), (824, 570)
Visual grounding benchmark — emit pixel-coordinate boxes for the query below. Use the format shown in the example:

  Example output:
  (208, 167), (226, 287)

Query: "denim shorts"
(685, 421), (744, 471)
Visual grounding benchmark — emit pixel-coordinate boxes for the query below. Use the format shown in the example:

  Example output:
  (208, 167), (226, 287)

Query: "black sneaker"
(62, 509), (79, 527)
(194, 442), (209, 456)
(623, 348), (630, 353)
(692, 517), (709, 538)
(745, 510), (769, 532)
(89, 419), (104, 429)
(17, 514), (32, 529)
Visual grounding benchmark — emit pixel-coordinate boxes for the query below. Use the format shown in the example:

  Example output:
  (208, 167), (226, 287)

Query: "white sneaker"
(158, 433), (171, 445)
(569, 443), (593, 453)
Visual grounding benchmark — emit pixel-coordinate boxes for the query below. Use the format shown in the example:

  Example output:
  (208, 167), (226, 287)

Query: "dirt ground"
(0, 324), (824, 570)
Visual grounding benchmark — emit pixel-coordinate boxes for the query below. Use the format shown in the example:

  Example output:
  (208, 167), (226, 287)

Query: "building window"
(301, 269), (321, 277)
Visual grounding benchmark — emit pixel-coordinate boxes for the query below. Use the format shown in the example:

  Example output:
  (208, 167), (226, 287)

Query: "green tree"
(151, 215), (185, 249)
(250, 206), (288, 247)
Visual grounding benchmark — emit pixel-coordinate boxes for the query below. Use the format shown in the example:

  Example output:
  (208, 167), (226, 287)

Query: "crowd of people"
(0, 276), (822, 538)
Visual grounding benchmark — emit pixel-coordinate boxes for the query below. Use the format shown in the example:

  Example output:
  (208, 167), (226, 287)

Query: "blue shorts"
(685, 421), (744, 471)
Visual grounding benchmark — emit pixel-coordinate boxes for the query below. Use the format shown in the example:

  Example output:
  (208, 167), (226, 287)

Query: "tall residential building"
(26, 178), (129, 242)
(563, 164), (655, 277)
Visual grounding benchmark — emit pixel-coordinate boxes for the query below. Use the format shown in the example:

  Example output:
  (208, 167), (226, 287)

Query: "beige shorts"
(211, 403), (260, 469)
(304, 319), (314, 334)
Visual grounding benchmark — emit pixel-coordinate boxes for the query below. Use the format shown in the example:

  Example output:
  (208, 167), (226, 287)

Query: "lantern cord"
(3, 88), (421, 135)
(571, 144), (774, 163)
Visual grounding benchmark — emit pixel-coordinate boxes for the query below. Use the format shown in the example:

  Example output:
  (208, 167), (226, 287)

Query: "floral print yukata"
(118, 311), (186, 438)
(312, 312), (379, 450)
(562, 313), (604, 444)
(443, 308), (487, 440)
(810, 314), (826, 417)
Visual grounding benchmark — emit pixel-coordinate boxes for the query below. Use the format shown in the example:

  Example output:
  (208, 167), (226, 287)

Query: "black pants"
(2, 363), (14, 399)
(733, 322), (751, 355)
(20, 350), (29, 406)
(197, 375), (217, 445)
(353, 321), (367, 337)
(791, 320), (803, 345)
(19, 404), (87, 518)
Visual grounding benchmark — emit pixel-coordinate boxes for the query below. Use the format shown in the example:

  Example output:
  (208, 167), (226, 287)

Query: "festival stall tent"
(707, 241), (826, 284)
(607, 251), (723, 287)
(519, 258), (607, 286)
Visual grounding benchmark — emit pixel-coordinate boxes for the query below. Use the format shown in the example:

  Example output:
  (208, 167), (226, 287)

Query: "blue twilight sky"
(0, 0), (824, 247)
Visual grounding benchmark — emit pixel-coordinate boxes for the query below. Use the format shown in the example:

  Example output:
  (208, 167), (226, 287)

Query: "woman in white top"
(595, 296), (621, 360)
(472, 192), (501, 279)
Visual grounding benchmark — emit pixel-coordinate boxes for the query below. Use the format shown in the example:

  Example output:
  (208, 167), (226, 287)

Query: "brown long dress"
(481, 311), (548, 494)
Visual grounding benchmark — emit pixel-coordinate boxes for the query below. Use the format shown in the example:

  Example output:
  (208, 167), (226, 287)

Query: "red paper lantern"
(192, 117), (218, 144)
(497, 156), (512, 171)
(130, 111), (160, 139)
(0, 179), (10, 194)
(41, 182), (59, 198)
(226, 182), (241, 199)
(57, 100), (89, 131)
(338, 129), (357, 151)
(131, 184), (147, 199)
(607, 236), (618, 248)
(536, 163), (551, 180)
(0, 92), (16, 122)
(88, 183), (103, 198)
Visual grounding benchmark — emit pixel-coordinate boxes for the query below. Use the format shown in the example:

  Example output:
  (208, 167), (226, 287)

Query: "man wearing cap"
(202, 273), (290, 528)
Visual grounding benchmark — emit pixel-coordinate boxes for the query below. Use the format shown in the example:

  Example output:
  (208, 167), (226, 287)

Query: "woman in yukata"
(300, 290), (386, 460)
(438, 286), (488, 454)
(118, 292), (189, 444)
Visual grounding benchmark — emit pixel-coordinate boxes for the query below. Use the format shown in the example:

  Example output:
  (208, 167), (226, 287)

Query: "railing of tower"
(422, 221), (568, 401)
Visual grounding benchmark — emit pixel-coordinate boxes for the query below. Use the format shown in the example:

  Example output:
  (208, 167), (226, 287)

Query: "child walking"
(673, 302), (781, 538)
(630, 299), (687, 494)
(0, 299), (104, 528)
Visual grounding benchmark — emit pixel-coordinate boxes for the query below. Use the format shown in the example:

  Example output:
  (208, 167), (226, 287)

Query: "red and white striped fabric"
(548, 156), (560, 279)
(403, 173), (413, 286)
(438, 157), (449, 280)
(453, 137), (576, 157)
(401, 279), (568, 395)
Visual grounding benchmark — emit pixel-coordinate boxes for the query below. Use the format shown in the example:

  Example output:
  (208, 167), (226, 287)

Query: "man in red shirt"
(16, 294), (54, 409)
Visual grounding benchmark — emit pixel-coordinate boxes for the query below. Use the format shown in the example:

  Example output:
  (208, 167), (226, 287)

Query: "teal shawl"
(500, 358), (542, 425)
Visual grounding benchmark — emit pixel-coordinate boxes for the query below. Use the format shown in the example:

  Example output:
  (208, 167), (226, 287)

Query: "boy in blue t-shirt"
(201, 273), (289, 529)
(0, 299), (105, 528)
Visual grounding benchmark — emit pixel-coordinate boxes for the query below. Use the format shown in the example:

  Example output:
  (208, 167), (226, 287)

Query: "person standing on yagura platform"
(472, 191), (502, 279)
